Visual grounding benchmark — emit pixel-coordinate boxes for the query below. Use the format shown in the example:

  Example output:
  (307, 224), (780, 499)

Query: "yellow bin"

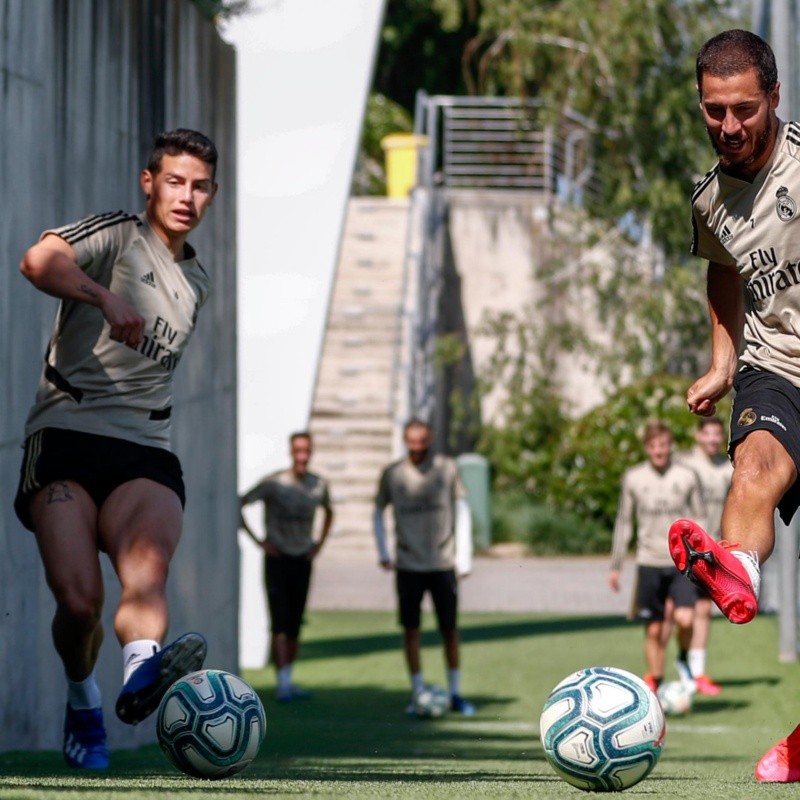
(380, 133), (429, 197)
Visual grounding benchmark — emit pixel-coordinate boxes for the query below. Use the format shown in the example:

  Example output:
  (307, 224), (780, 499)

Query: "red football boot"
(668, 519), (758, 624)
(756, 725), (800, 782)
(694, 674), (722, 696)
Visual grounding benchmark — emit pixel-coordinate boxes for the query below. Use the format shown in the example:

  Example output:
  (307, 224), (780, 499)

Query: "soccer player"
(667, 29), (800, 782)
(14, 129), (219, 768)
(373, 419), (475, 716)
(239, 432), (333, 701)
(609, 421), (705, 695)
(674, 416), (732, 695)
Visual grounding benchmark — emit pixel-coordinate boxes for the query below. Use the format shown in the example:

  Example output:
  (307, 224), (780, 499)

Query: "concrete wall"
(0, 1), (237, 751)
(442, 190), (617, 430)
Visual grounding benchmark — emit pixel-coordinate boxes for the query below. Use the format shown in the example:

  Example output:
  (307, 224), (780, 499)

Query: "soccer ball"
(157, 669), (266, 779)
(539, 666), (665, 792)
(657, 681), (693, 716)
(413, 685), (450, 718)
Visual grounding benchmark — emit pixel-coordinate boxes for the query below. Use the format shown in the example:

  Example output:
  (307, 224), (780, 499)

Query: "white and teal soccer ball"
(414, 685), (451, 718)
(657, 680), (693, 717)
(539, 666), (665, 792)
(157, 669), (266, 779)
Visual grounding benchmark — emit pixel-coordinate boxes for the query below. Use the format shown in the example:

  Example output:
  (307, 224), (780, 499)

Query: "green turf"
(0, 609), (796, 798)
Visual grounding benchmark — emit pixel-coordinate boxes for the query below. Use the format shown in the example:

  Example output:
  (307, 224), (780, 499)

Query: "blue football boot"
(63, 705), (110, 769)
(115, 632), (207, 724)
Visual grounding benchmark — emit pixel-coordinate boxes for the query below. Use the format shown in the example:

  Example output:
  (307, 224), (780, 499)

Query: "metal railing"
(415, 93), (597, 201)
(392, 93), (598, 447)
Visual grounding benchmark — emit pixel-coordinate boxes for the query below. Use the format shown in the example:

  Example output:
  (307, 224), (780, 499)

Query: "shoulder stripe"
(786, 132), (800, 148)
(691, 165), (719, 204)
(58, 211), (140, 245)
(788, 121), (800, 137)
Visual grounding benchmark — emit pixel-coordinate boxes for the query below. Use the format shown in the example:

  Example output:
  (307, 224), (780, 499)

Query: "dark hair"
(146, 128), (218, 178)
(290, 431), (312, 446)
(403, 418), (431, 434)
(697, 415), (724, 430)
(697, 29), (778, 96)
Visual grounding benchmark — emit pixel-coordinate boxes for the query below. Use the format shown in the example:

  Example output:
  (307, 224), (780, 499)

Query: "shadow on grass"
(0, 684), (545, 787)
(237, 681), (544, 783)
(301, 615), (629, 661)
(715, 675), (780, 689)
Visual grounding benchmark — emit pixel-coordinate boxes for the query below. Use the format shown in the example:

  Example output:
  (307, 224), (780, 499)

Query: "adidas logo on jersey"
(719, 224), (733, 245)
(140, 272), (156, 288)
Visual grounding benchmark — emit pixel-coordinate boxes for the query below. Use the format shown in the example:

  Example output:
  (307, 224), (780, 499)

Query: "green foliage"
(492, 491), (611, 554)
(471, 210), (717, 541)
(352, 93), (413, 196)
(192, 0), (252, 20)
(471, 0), (743, 257)
(482, 374), (732, 540)
(551, 375), (731, 529)
(373, 0), (478, 112)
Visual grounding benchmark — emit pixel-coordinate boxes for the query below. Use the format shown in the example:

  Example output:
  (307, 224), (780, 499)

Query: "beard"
(709, 114), (774, 176)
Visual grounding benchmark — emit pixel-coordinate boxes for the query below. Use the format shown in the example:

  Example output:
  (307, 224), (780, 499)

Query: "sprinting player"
(239, 432), (333, 701)
(667, 28), (800, 782)
(373, 419), (475, 716)
(14, 129), (219, 768)
(674, 416), (732, 695)
(609, 421), (705, 695)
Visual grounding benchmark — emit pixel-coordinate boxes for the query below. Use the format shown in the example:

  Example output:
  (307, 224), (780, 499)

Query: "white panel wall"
(0, 0), (238, 751)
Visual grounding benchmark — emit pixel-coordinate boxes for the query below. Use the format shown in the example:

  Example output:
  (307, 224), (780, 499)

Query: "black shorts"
(730, 367), (800, 523)
(265, 553), (313, 638)
(396, 569), (458, 632)
(14, 427), (185, 531)
(634, 565), (698, 623)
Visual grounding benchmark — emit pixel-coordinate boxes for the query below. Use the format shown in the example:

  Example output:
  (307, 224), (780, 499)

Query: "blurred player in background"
(609, 421), (705, 695)
(667, 28), (800, 782)
(14, 129), (218, 768)
(239, 432), (333, 701)
(674, 416), (732, 695)
(373, 419), (475, 716)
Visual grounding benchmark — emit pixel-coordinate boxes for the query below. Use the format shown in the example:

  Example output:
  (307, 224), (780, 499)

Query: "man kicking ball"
(668, 29), (800, 782)
(14, 129), (219, 768)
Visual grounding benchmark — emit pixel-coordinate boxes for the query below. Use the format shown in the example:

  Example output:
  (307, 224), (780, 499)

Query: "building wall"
(0, 0), (237, 751)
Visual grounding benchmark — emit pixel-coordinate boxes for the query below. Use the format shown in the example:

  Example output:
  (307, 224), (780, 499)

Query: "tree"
(460, 0), (744, 258)
(372, 0), (479, 112)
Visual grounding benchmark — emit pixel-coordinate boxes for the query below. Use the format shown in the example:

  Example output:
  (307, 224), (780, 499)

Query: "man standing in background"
(240, 432), (334, 701)
(609, 421), (705, 695)
(373, 419), (475, 716)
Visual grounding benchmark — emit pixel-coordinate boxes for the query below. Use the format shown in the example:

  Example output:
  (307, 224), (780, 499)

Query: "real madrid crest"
(776, 186), (797, 222)
(738, 407), (757, 427)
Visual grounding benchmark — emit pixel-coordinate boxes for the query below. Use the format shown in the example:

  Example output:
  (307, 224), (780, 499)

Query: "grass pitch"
(0, 608), (796, 798)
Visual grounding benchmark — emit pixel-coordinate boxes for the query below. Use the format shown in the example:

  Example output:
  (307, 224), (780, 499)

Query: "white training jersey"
(610, 460), (705, 571)
(691, 120), (800, 387)
(23, 211), (209, 450)
(376, 453), (466, 572)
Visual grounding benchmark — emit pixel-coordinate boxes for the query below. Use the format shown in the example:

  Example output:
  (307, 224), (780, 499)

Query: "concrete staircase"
(309, 197), (411, 543)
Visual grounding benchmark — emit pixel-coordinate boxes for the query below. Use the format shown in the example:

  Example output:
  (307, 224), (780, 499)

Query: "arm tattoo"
(79, 283), (98, 299)
(46, 481), (74, 504)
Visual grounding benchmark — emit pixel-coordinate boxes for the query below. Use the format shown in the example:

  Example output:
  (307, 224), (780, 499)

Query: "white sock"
(122, 639), (160, 684)
(277, 665), (293, 692)
(688, 648), (706, 678)
(732, 550), (761, 598)
(410, 672), (424, 695)
(448, 669), (461, 697)
(67, 670), (102, 710)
